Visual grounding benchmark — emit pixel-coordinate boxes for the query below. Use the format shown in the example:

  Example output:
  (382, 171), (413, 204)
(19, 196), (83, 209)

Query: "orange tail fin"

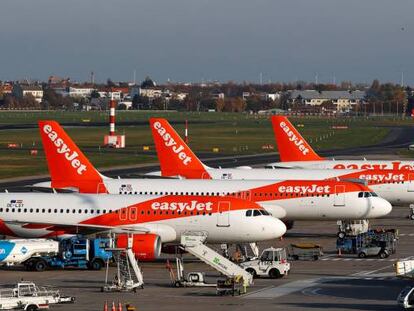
(271, 116), (324, 162)
(38, 121), (107, 193)
(149, 118), (211, 179)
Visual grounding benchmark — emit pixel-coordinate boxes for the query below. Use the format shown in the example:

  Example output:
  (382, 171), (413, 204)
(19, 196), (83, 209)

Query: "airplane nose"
(265, 217), (287, 239)
(369, 198), (392, 218)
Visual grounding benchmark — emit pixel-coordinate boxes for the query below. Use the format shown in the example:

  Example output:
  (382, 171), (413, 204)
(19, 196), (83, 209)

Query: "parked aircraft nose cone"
(369, 197), (392, 218)
(264, 217), (287, 239)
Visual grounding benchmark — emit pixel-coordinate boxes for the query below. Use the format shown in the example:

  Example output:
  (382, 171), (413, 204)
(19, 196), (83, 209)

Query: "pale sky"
(1, 0), (413, 84)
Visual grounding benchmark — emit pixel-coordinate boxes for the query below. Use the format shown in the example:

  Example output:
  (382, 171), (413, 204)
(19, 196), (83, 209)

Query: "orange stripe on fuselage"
(80, 195), (261, 227)
(0, 219), (15, 236)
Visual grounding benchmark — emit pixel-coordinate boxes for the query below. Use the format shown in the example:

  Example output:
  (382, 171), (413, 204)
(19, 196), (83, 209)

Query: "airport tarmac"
(0, 205), (412, 311)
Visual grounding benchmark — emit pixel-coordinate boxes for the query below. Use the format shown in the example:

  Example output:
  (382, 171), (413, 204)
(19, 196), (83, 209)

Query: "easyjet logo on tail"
(153, 121), (192, 166)
(151, 200), (213, 212)
(278, 184), (331, 194)
(43, 124), (87, 175)
(279, 121), (309, 156)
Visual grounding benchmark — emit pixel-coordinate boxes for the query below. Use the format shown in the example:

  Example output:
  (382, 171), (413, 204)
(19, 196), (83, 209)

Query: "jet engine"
(117, 233), (161, 261)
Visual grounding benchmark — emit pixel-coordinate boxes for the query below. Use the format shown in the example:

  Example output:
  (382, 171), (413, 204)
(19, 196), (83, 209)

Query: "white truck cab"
(240, 247), (290, 278)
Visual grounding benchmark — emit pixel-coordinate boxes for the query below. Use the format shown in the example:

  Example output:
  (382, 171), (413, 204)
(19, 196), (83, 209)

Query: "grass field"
(0, 110), (406, 179)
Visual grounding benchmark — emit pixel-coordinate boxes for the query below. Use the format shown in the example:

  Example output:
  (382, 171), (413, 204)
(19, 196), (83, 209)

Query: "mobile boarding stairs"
(179, 232), (253, 288)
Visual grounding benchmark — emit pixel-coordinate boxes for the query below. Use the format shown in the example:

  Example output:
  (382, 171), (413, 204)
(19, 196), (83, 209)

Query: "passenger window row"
(0, 207), (213, 217)
(0, 208), (113, 214)
(119, 191), (330, 198)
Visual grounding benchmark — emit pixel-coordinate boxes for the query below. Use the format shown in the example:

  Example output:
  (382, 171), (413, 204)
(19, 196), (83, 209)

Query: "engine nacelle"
(117, 233), (161, 261)
(258, 203), (287, 219)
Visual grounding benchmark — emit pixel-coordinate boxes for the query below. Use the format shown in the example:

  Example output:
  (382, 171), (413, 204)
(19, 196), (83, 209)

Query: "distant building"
(265, 93), (281, 101)
(242, 91), (281, 101)
(12, 84), (44, 103)
(98, 91), (122, 100)
(67, 86), (95, 98)
(289, 90), (366, 112)
(140, 88), (163, 98)
(48, 76), (70, 86)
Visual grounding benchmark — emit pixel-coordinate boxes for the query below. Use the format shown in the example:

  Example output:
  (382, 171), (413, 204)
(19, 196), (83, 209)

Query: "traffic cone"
(112, 301), (116, 311)
(103, 301), (108, 311)
(118, 301), (123, 311)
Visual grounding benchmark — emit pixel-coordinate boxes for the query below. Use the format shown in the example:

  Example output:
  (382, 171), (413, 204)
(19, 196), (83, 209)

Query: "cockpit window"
(253, 210), (261, 216)
(364, 192), (371, 198)
(246, 210), (252, 217)
(261, 210), (270, 216)
(359, 191), (377, 198)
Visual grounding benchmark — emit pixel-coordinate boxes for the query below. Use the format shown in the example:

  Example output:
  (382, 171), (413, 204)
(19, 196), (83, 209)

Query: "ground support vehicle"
(409, 204), (414, 220)
(216, 276), (246, 296)
(0, 237), (112, 272)
(23, 237), (113, 271)
(0, 281), (75, 310)
(397, 286), (414, 309)
(336, 229), (397, 258)
(102, 235), (144, 292)
(167, 258), (216, 288)
(240, 247), (290, 278)
(0, 239), (59, 268)
(180, 232), (253, 292)
(396, 259), (414, 279)
(337, 220), (369, 239)
(288, 243), (323, 261)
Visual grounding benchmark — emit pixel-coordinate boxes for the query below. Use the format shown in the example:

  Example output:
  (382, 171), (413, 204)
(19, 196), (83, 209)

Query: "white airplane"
(147, 118), (414, 206)
(0, 193), (286, 260)
(266, 116), (414, 170)
(34, 121), (392, 222)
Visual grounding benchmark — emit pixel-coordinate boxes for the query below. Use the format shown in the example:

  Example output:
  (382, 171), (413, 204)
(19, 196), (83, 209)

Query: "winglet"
(149, 118), (211, 179)
(38, 120), (107, 193)
(271, 116), (324, 162)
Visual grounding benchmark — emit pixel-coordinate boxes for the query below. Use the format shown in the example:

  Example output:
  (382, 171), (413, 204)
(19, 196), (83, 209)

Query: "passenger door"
(129, 206), (138, 222)
(217, 201), (230, 227)
(334, 185), (346, 206)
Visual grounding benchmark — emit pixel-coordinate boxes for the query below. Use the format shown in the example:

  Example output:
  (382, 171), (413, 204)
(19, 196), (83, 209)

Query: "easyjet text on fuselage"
(278, 184), (331, 194)
(333, 161), (414, 171)
(151, 200), (213, 212)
